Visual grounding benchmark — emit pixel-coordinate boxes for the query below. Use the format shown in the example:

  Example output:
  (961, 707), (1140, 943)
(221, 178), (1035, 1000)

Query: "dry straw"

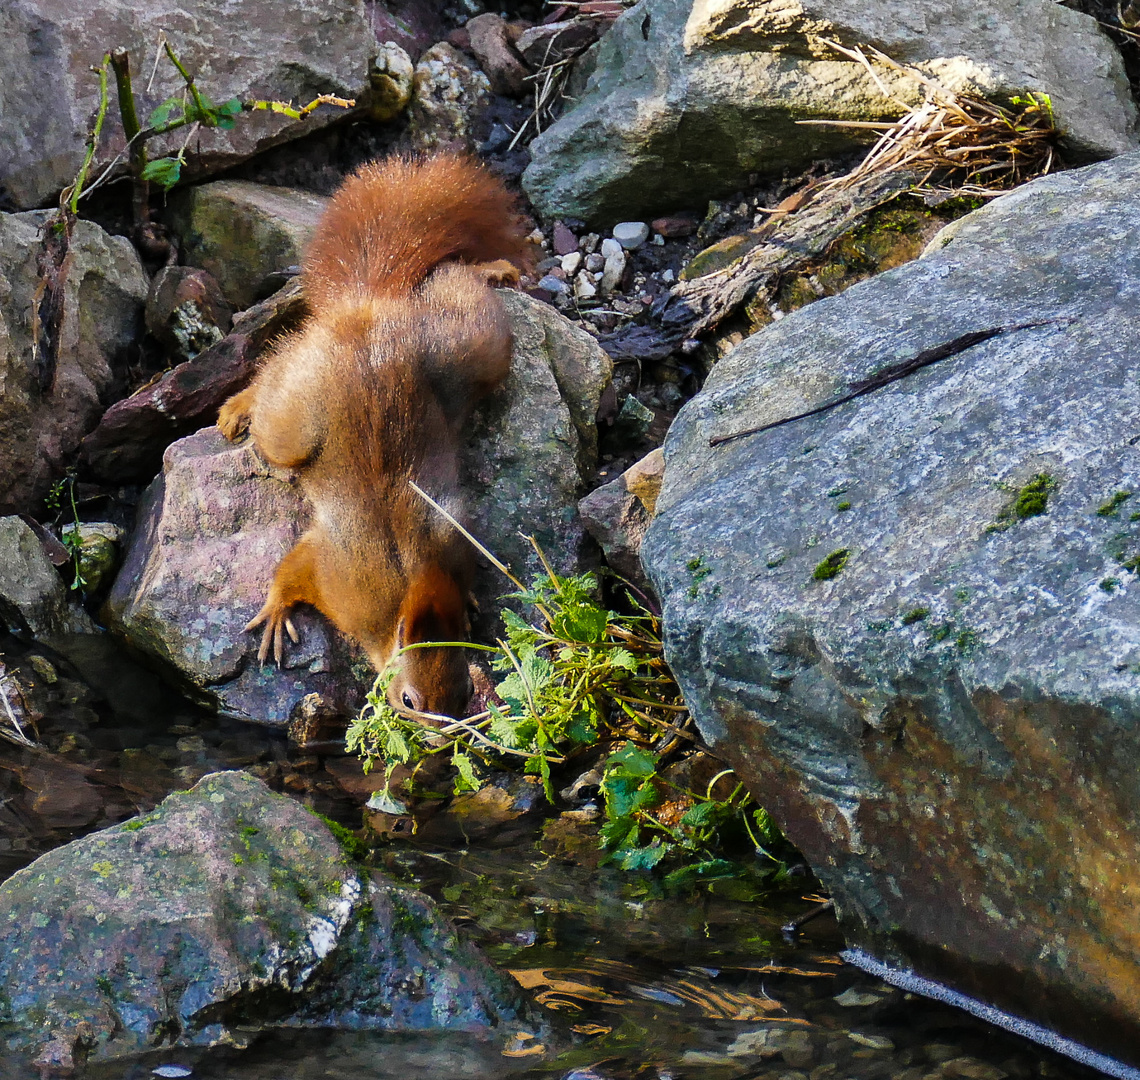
(802, 39), (1059, 198)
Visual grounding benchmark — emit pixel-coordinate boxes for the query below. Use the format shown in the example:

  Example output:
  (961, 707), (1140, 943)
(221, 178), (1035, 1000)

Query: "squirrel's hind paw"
(472, 259), (521, 288)
(218, 388), (255, 442)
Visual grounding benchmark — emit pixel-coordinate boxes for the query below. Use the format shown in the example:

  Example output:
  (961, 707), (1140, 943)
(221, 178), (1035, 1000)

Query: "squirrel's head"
(384, 566), (473, 721)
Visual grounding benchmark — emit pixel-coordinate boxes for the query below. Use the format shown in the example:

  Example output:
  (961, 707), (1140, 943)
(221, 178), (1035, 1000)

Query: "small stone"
(28, 655), (58, 684)
(574, 274), (598, 301)
(600, 249), (626, 294)
(849, 1032), (894, 1050)
(553, 221), (578, 256)
(537, 273), (570, 294)
(600, 237), (623, 258)
(661, 267), (676, 284)
(940, 1057), (1008, 1080)
(561, 251), (583, 275)
(777, 1029), (816, 1068)
(834, 987), (886, 1007)
(527, 228), (546, 245)
(580, 232), (600, 254)
(651, 233), (665, 245)
(152, 1066), (193, 1078)
(536, 256), (563, 273)
(612, 221), (650, 250)
(585, 252), (606, 273)
(651, 214), (698, 238)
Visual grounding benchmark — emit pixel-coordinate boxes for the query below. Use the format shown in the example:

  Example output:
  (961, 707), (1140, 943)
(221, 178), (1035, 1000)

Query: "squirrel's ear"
(395, 616), (408, 648)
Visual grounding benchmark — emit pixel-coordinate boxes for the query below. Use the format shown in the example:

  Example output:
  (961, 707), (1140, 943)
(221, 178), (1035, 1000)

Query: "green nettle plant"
(346, 527), (790, 889)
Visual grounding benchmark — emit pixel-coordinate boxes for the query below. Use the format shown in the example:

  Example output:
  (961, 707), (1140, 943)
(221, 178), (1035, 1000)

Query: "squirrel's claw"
(244, 602), (297, 667)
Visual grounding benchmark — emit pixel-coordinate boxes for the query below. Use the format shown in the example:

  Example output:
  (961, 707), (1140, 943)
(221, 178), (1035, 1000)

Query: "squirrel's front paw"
(244, 598), (300, 666)
(217, 389), (254, 442)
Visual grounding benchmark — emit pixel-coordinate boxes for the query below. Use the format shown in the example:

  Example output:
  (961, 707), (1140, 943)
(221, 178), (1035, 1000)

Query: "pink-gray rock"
(369, 0), (448, 60)
(103, 427), (366, 726)
(515, 18), (603, 68)
(553, 220), (579, 256)
(465, 13), (531, 97)
(0, 212), (148, 515)
(0, 516), (96, 638)
(0, 0), (376, 211)
(651, 214), (699, 238)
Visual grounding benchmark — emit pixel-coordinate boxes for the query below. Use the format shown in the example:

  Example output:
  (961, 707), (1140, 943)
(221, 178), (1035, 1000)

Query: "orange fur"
(219, 154), (532, 718)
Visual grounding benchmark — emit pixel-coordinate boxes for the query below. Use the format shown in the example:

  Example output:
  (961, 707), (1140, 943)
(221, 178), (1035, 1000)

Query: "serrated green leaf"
(617, 841), (669, 871)
(609, 647), (639, 672)
(141, 156), (183, 189)
(600, 818), (636, 849)
(453, 750), (481, 793)
(606, 742), (658, 778)
(148, 98), (183, 127)
(680, 802), (718, 828)
(603, 774), (658, 821)
(365, 789), (407, 814)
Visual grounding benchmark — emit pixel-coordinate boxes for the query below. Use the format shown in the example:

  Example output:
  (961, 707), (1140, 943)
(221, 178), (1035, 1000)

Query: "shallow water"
(0, 631), (1112, 1080)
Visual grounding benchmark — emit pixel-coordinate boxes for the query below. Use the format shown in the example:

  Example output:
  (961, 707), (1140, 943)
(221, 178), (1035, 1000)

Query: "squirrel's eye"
(402, 691), (415, 710)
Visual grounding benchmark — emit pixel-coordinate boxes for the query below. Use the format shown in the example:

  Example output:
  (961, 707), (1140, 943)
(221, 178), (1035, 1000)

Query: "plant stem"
(70, 54), (111, 214)
(163, 39), (212, 125)
(110, 49), (151, 235)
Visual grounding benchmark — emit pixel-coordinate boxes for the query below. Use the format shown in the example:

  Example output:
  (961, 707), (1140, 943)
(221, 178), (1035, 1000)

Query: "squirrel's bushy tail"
(303, 154), (533, 307)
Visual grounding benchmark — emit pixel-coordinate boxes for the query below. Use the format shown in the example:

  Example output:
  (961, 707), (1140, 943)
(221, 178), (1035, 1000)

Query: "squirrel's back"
(303, 155), (533, 308)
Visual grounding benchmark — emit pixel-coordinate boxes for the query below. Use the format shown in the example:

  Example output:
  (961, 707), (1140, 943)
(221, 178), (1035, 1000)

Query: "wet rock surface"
(642, 150), (1140, 1067)
(523, 0), (1138, 223)
(0, 770), (528, 1065)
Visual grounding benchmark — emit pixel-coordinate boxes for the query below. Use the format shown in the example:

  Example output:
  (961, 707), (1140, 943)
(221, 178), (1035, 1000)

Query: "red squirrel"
(217, 154), (534, 718)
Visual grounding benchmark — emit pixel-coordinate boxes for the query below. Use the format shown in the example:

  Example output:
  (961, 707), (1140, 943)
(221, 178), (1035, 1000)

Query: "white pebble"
(580, 232), (600, 254)
(600, 249), (626, 295)
(661, 268), (675, 284)
(600, 237), (623, 258)
(152, 1067), (193, 1079)
(612, 221), (650, 250)
(574, 274), (597, 300)
(651, 233), (665, 246)
(560, 251), (583, 276)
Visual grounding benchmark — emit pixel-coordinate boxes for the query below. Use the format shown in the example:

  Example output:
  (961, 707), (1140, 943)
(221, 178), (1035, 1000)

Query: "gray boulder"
(641, 149), (1140, 1068)
(523, 0), (1138, 224)
(0, 517), (95, 637)
(0, 0), (374, 210)
(0, 212), (148, 514)
(0, 771), (529, 1068)
(105, 291), (612, 725)
(168, 182), (327, 310)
